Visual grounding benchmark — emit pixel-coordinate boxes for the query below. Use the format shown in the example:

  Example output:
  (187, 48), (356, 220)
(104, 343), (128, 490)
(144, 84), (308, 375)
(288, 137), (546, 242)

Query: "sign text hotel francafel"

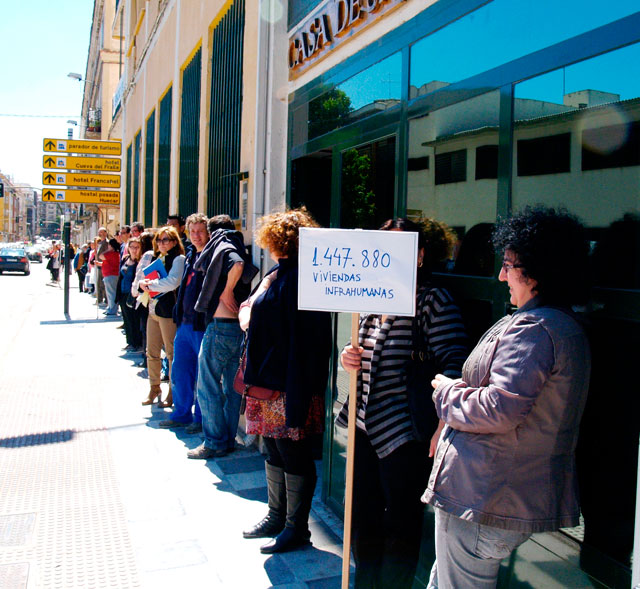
(289, 0), (405, 77)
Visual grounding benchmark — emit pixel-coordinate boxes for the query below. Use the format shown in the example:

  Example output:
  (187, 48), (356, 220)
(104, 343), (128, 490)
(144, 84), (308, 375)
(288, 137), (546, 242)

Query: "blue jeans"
(428, 508), (531, 589)
(169, 323), (204, 424)
(103, 275), (119, 314)
(196, 319), (243, 451)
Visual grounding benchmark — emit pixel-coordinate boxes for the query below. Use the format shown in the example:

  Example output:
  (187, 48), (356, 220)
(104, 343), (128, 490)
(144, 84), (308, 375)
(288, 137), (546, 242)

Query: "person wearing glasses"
(424, 206), (591, 589)
(138, 226), (186, 407)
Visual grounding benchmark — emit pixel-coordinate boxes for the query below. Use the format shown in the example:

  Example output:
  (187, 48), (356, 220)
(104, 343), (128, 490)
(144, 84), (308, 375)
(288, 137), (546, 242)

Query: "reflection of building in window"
(408, 83), (640, 230)
(435, 149), (466, 184)
(409, 80), (450, 100)
(582, 121), (640, 171)
(517, 133), (571, 176)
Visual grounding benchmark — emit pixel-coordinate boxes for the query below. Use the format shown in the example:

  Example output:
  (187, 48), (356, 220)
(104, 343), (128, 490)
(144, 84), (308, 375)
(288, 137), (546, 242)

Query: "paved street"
(0, 263), (348, 588)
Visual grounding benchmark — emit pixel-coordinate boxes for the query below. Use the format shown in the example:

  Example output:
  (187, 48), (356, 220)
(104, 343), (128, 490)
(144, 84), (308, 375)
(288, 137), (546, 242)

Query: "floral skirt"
(245, 392), (324, 440)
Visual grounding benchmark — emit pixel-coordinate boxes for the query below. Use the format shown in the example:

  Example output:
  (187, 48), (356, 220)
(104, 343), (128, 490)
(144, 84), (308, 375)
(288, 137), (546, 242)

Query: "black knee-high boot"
(243, 463), (286, 539)
(260, 470), (316, 554)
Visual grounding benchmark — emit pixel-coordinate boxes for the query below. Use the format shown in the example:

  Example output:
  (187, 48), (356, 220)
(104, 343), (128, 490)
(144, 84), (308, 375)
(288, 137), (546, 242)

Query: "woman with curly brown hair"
(239, 207), (332, 554)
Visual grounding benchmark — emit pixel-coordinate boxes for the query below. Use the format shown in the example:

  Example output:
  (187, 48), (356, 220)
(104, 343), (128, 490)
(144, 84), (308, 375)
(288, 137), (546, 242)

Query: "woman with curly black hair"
(423, 206), (591, 589)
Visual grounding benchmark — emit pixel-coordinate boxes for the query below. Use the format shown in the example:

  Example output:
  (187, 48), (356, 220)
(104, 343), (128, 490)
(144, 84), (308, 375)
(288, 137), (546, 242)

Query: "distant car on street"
(26, 246), (43, 263)
(0, 247), (30, 275)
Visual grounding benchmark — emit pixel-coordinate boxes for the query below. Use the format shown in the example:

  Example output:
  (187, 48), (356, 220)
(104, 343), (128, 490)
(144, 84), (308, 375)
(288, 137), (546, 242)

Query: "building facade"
(285, 1), (639, 587)
(85, 0), (639, 586)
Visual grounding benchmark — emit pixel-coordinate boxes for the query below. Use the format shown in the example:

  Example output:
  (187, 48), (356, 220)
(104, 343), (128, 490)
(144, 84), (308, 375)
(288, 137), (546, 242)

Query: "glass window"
(513, 42), (640, 289)
(303, 52), (402, 142)
(513, 43), (640, 587)
(407, 90), (500, 276)
(340, 137), (396, 229)
(410, 0), (639, 100)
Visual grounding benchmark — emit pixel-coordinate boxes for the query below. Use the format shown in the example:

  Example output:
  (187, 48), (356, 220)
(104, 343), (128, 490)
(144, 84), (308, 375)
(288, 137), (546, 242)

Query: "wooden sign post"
(298, 227), (418, 589)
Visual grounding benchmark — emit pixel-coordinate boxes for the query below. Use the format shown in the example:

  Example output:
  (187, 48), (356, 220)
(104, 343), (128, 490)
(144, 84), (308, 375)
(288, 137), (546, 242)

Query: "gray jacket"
(423, 298), (590, 533)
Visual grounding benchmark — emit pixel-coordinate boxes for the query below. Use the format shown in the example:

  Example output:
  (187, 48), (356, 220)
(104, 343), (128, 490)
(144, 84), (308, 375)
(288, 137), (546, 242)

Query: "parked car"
(0, 248), (30, 275)
(26, 246), (43, 263)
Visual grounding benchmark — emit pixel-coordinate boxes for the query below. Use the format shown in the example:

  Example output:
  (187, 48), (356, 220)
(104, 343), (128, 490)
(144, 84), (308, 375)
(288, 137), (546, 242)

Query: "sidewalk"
(0, 272), (350, 588)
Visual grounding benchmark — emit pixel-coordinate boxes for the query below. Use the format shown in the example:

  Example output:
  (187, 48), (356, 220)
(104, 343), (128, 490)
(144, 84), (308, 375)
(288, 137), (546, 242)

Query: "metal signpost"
(42, 137), (122, 316)
(298, 227), (418, 589)
(63, 218), (71, 317)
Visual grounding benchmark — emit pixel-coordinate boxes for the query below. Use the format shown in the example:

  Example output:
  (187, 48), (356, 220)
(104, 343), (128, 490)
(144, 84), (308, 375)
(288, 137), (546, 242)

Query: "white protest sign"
(298, 227), (418, 316)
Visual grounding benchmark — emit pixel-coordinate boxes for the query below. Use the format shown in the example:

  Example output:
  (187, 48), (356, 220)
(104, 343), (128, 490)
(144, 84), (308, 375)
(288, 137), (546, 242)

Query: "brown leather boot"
(158, 389), (173, 408)
(142, 384), (162, 406)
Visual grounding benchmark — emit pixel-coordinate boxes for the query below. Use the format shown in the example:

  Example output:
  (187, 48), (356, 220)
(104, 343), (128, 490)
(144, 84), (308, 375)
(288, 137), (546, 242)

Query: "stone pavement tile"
(225, 469), (270, 491)
(307, 577), (343, 589)
(308, 519), (341, 550)
(263, 555), (298, 585)
(236, 485), (269, 502)
(276, 545), (344, 583)
(136, 538), (208, 572)
(217, 454), (266, 475)
(142, 563), (224, 589)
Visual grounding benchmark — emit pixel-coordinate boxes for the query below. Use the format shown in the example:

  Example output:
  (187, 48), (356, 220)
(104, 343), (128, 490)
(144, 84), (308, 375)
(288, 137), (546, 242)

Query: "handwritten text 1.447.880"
(311, 247), (391, 269)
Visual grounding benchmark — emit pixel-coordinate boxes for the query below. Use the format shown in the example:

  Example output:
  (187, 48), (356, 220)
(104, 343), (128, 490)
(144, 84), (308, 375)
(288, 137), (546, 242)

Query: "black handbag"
(405, 289), (440, 443)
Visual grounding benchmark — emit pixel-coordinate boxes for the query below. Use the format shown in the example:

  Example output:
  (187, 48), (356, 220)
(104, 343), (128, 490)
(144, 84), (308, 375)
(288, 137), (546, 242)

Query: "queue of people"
(65, 205), (591, 585)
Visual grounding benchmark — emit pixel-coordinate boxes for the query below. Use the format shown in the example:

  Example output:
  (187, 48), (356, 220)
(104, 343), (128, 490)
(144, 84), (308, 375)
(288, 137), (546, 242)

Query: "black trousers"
(263, 436), (316, 477)
(352, 429), (430, 589)
(120, 293), (142, 347)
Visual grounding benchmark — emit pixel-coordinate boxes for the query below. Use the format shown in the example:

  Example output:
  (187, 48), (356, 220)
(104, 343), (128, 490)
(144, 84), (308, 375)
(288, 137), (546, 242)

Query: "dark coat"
(173, 247), (207, 331)
(244, 257), (332, 428)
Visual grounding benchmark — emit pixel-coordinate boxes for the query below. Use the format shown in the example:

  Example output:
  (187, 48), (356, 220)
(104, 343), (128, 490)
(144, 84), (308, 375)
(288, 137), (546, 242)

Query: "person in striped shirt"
(338, 217), (468, 589)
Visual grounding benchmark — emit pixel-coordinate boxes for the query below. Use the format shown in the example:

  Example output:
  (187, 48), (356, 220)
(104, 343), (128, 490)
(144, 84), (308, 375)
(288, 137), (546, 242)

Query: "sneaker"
(158, 420), (186, 429)
(187, 445), (226, 460)
(185, 423), (203, 434)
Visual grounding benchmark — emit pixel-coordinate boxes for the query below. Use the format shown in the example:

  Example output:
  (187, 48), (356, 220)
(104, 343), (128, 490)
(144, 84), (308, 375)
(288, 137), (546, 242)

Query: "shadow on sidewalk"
(0, 429), (74, 447)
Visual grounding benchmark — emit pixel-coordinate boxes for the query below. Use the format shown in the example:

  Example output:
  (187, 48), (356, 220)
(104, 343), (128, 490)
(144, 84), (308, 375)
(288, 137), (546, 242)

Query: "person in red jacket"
(100, 238), (121, 316)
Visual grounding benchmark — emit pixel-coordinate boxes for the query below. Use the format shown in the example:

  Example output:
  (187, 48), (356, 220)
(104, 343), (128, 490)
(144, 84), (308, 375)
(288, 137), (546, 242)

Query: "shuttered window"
(157, 87), (172, 225)
(517, 133), (570, 176)
(207, 0), (245, 219)
(435, 149), (467, 184)
(133, 131), (141, 221)
(124, 143), (132, 224)
(144, 110), (155, 227)
(178, 48), (201, 217)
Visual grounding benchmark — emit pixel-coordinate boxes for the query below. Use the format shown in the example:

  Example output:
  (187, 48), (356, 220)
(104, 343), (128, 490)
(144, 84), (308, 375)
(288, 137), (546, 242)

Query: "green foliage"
(308, 89), (353, 138)
(341, 148), (377, 229)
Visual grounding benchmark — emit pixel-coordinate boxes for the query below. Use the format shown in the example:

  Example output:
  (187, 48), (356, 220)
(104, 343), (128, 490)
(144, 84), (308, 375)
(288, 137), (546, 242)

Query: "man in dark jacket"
(158, 213), (210, 432)
(187, 215), (258, 459)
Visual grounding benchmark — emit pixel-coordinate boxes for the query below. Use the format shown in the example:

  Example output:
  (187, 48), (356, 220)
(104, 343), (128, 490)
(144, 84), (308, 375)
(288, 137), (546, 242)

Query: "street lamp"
(66, 119), (78, 139)
(67, 72), (83, 82)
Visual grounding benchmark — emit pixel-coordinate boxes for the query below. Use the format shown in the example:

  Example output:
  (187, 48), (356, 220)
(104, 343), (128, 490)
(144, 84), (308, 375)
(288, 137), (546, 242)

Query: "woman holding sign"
(138, 226), (185, 407)
(339, 217), (468, 589)
(239, 208), (332, 554)
(424, 208), (590, 589)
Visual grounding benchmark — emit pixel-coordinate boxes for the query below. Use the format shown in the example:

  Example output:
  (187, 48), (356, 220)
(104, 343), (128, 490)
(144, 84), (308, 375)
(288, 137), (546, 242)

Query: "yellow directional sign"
(41, 189), (120, 205)
(43, 155), (121, 172)
(43, 138), (122, 156)
(43, 171), (121, 188)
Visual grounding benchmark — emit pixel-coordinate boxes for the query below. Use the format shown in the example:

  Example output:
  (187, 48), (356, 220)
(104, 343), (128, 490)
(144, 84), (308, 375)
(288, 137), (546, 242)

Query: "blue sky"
(340, 0), (639, 112)
(0, 1), (93, 189)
